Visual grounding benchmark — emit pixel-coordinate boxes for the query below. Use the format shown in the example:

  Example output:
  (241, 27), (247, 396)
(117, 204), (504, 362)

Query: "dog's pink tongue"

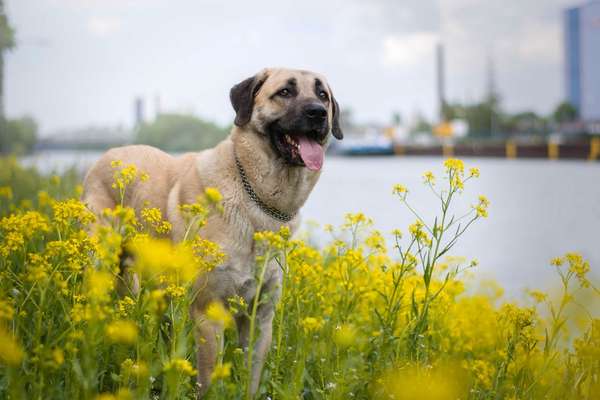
(298, 135), (323, 171)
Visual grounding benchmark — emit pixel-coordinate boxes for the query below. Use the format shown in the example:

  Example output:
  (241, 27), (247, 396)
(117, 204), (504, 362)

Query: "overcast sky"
(5, 0), (575, 135)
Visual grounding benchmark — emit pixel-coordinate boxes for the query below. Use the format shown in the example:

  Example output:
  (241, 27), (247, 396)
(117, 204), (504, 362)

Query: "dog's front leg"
(194, 315), (223, 398)
(248, 305), (274, 396)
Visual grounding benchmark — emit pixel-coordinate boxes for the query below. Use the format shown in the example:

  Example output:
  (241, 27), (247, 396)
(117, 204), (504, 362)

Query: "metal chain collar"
(234, 151), (296, 223)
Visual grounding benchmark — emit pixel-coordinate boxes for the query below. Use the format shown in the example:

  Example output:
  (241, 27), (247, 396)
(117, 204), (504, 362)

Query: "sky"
(5, 0), (576, 135)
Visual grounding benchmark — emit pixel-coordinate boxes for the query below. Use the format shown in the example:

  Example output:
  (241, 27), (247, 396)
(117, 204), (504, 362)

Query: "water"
(21, 150), (600, 297)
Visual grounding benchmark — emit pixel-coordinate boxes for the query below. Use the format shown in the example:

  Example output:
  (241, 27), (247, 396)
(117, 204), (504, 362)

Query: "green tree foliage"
(409, 113), (432, 135)
(553, 102), (578, 124)
(0, 11), (15, 51)
(503, 111), (548, 136)
(135, 113), (229, 152)
(0, 116), (38, 154)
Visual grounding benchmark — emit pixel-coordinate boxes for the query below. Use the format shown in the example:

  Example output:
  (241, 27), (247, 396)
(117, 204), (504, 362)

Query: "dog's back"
(82, 144), (195, 218)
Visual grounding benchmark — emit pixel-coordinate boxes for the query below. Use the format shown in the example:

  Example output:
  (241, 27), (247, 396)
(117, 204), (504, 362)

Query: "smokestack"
(436, 42), (446, 122)
(134, 97), (145, 127)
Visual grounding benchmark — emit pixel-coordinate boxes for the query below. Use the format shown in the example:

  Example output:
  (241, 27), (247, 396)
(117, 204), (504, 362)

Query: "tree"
(0, 116), (38, 154)
(0, 0), (16, 120)
(409, 113), (432, 135)
(443, 98), (502, 138)
(0, 0), (16, 152)
(135, 113), (229, 152)
(553, 102), (578, 124)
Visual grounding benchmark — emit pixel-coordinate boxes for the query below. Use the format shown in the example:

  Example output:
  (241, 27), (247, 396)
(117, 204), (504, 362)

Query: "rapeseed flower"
(444, 158), (465, 174)
(0, 328), (24, 366)
(128, 236), (199, 283)
(423, 171), (435, 185)
(205, 301), (233, 329)
(105, 320), (138, 344)
(163, 358), (197, 376)
(210, 362), (232, 382)
(300, 317), (324, 333)
(334, 324), (357, 348)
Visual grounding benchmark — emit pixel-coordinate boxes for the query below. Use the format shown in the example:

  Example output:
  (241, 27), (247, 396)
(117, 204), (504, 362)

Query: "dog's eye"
(278, 88), (291, 97)
(318, 90), (328, 100)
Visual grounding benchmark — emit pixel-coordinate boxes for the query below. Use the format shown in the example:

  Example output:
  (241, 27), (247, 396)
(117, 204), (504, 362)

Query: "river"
(22, 150), (600, 297)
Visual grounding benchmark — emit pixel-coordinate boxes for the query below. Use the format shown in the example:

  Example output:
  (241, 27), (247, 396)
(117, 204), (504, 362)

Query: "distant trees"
(437, 99), (581, 138)
(0, 0), (18, 153)
(0, 0), (15, 120)
(409, 113), (432, 135)
(135, 113), (229, 152)
(552, 102), (577, 124)
(0, 116), (38, 154)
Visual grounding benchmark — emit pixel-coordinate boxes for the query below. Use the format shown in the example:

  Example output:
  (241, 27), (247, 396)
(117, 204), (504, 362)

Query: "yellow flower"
(450, 173), (464, 190)
(528, 290), (547, 303)
(204, 187), (223, 203)
(53, 199), (96, 227)
(163, 358), (197, 376)
(25, 253), (51, 283)
(211, 362), (232, 382)
(0, 328), (24, 366)
(365, 230), (386, 252)
(300, 317), (324, 333)
(109, 162), (148, 203)
(86, 270), (115, 302)
(444, 158), (465, 174)
(117, 296), (135, 317)
(334, 324), (357, 348)
(254, 226), (291, 250)
(474, 195), (490, 218)
(205, 301), (233, 329)
(0, 299), (15, 320)
(37, 190), (52, 207)
(121, 358), (149, 379)
(376, 364), (467, 400)
(409, 220), (430, 245)
(52, 348), (65, 366)
(392, 184), (408, 196)
(422, 171), (435, 185)
(95, 389), (132, 400)
(469, 167), (480, 178)
(140, 207), (172, 234)
(343, 212), (372, 227)
(106, 320), (138, 344)
(550, 256), (563, 266)
(128, 237), (200, 284)
(565, 252), (590, 287)
(0, 186), (13, 199)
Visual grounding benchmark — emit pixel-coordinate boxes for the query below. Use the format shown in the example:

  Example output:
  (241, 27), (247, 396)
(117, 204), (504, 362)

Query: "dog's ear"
(330, 92), (343, 140)
(230, 73), (267, 127)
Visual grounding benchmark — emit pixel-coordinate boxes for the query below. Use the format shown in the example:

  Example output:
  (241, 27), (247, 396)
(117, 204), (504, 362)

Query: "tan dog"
(82, 68), (343, 397)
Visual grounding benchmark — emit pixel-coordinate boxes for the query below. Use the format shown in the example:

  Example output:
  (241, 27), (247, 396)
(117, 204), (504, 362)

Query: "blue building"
(564, 1), (600, 124)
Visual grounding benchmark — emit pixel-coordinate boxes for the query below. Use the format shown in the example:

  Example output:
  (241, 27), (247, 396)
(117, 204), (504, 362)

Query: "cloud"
(381, 32), (439, 68)
(87, 16), (122, 37)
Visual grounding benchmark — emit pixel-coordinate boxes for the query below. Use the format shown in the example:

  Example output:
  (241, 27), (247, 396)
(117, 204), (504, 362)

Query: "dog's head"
(230, 68), (343, 171)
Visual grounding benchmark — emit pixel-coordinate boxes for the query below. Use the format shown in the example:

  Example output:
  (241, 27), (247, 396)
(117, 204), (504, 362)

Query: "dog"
(82, 67), (343, 397)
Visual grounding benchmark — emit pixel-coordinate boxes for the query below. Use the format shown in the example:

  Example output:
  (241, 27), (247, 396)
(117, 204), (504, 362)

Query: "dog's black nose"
(304, 103), (327, 120)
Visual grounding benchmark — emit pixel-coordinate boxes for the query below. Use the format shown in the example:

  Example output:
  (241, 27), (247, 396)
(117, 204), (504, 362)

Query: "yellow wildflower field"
(0, 156), (598, 399)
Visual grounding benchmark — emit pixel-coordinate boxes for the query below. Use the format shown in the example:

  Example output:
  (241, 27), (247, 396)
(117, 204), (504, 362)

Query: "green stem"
(246, 250), (271, 400)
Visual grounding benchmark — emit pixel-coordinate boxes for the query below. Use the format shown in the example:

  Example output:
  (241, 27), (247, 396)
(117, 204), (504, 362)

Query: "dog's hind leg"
(194, 314), (222, 398)
(248, 307), (274, 396)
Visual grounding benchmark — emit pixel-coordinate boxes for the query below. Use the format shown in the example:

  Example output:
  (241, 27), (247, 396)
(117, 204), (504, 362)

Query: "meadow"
(0, 156), (598, 400)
